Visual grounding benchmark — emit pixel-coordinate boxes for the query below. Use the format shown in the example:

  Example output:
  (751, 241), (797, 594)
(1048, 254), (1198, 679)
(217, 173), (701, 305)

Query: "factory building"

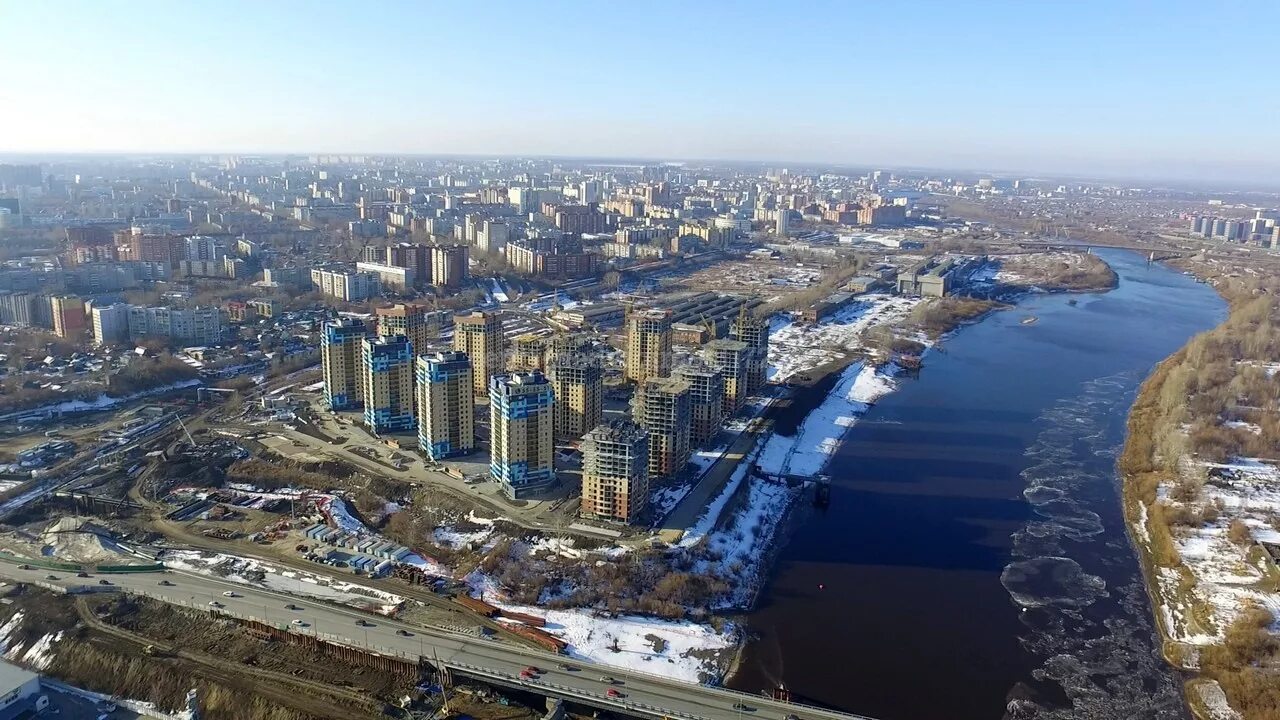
(581, 419), (650, 524)
(676, 360), (725, 446)
(454, 310), (504, 397)
(361, 335), (416, 434)
(490, 371), (556, 498)
(625, 309), (672, 384)
(416, 351), (475, 461)
(633, 376), (692, 478)
(321, 317), (367, 410)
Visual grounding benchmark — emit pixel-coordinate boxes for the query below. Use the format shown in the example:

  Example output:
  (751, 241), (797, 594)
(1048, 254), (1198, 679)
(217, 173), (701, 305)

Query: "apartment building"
(625, 309), (672, 384)
(51, 295), (86, 339)
(376, 303), (445, 356)
(581, 419), (650, 524)
(453, 311), (503, 397)
(548, 350), (603, 440)
(361, 335), (416, 434)
(126, 306), (224, 345)
(431, 244), (469, 288)
(703, 338), (750, 416)
(510, 334), (546, 372)
(675, 360), (725, 446)
(633, 376), (692, 479)
(489, 371), (556, 498)
(321, 317), (367, 410)
(311, 267), (381, 301)
(91, 302), (131, 346)
(730, 313), (770, 396)
(416, 351), (475, 460)
(0, 291), (36, 327)
(356, 261), (415, 293)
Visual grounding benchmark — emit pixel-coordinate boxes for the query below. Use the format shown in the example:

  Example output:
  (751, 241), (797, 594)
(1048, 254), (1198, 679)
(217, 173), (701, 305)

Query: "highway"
(0, 564), (876, 720)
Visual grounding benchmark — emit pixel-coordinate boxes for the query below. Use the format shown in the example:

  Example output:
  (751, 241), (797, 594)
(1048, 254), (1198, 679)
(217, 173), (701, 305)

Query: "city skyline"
(2, 1), (1278, 185)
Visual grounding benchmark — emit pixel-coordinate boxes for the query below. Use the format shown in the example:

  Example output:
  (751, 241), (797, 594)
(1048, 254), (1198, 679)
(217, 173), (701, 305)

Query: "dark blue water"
(731, 251), (1225, 720)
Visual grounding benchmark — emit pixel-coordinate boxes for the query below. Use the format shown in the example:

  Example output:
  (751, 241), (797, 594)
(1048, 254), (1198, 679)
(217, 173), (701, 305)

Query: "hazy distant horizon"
(1, 149), (1276, 195)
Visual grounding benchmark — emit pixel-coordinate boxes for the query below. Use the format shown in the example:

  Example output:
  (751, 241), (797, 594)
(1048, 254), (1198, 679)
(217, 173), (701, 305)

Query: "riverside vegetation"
(1121, 259), (1280, 719)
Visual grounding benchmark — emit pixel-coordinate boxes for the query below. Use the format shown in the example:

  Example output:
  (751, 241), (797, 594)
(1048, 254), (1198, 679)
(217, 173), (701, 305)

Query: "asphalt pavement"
(0, 564), (875, 720)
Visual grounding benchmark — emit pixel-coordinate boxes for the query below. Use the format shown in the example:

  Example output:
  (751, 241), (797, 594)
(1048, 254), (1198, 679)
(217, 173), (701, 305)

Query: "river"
(730, 250), (1226, 720)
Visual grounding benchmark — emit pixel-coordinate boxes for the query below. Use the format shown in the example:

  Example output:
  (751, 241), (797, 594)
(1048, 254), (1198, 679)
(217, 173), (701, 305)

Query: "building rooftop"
(0, 659), (37, 696)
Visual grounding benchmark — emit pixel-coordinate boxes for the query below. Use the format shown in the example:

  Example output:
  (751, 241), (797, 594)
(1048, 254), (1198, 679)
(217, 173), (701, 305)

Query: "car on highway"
(285, 604), (301, 611)
(355, 619), (373, 627)
(45, 575), (58, 580)
(606, 688), (624, 699)
(558, 663), (578, 672)
(290, 619), (308, 627)
(97, 579), (111, 585)
(222, 591), (238, 597)
(396, 629), (412, 637)
(76, 571), (90, 578)
(732, 703), (754, 712)
(208, 601), (223, 608)
(158, 579), (174, 586)
(524, 665), (540, 674)
(17, 564), (29, 570)
(520, 670), (536, 680)
(599, 676), (615, 684)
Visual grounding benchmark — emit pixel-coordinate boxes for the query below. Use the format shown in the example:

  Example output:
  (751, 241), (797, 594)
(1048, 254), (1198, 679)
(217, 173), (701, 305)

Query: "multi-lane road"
(0, 563), (875, 720)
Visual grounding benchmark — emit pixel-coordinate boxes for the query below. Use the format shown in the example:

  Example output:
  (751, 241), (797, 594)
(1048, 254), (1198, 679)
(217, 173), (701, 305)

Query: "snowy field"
(1150, 458), (1280, 645)
(467, 573), (734, 683)
(767, 294), (920, 382)
(0, 611), (61, 670)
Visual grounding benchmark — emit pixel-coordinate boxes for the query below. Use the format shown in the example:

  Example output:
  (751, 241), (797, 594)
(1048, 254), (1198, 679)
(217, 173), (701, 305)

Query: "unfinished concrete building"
(729, 313), (769, 397)
(453, 310), (504, 397)
(703, 338), (750, 417)
(509, 334), (546, 372)
(544, 332), (593, 367)
(625, 309), (672, 384)
(633, 376), (692, 479)
(676, 360), (725, 446)
(580, 419), (650, 524)
(548, 350), (603, 440)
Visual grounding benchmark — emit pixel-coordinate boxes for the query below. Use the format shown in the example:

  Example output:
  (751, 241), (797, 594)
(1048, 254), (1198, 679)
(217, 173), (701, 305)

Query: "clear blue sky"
(1, 0), (1276, 183)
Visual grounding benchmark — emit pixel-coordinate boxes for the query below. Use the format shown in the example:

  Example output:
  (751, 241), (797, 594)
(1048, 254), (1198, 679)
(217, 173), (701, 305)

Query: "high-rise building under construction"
(581, 419), (650, 524)
(633, 376), (692, 478)
(548, 350), (603, 439)
(730, 312), (769, 396)
(676, 360), (725, 446)
(704, 338), (751, 416)
(625, 309), (672, 384)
